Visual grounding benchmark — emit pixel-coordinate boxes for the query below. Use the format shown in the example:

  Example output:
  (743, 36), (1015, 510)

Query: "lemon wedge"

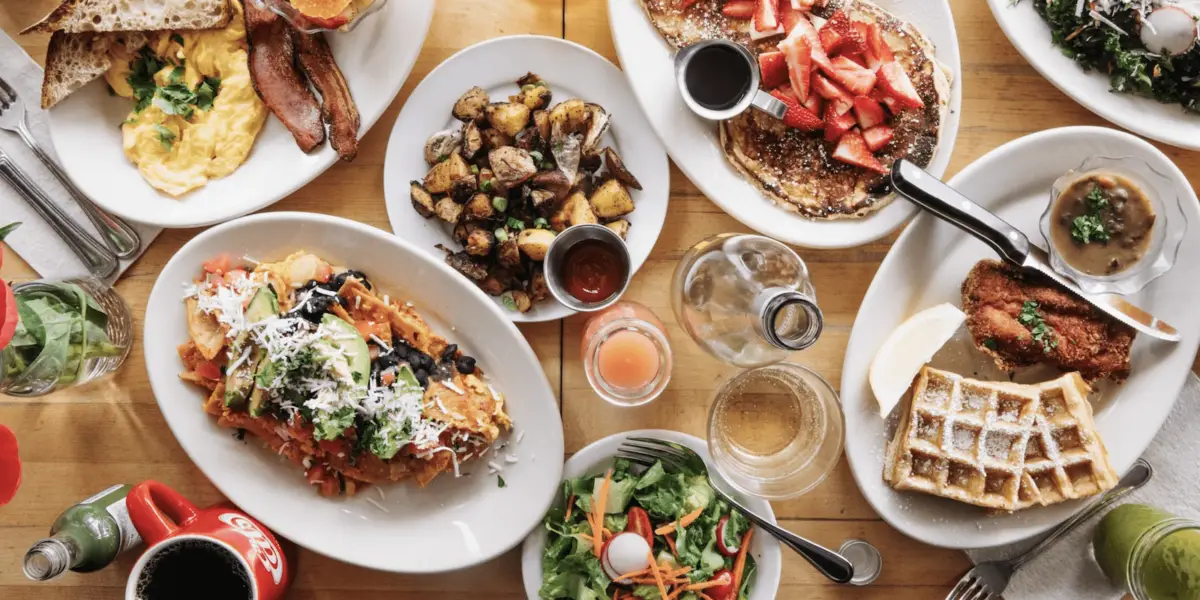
(869, 303), (965, 418)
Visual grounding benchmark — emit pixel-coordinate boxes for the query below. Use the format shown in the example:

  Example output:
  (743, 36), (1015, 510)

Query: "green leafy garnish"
(982, 338), (999, 351)
(170, 33), (185, 46)
(498, 475), (507, 488)
(3, 282), (123, 386)
(128, 47), (165, 112)
(195, 77), (221, 111)
(1086, 188), (1109, 210)
(0, 222), (20, 240)
(1018, 300), (1057, 354)
(506, 217), (525, 230)
(1071, 213), (1110, 244)
(153, 124), (175, 150)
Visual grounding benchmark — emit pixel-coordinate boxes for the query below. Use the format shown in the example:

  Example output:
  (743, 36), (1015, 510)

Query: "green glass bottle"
(23, 484), (142, 581)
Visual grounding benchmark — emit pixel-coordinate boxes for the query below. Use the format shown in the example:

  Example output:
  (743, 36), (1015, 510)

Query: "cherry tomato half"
(706, 569), (736, 600)
(625, 506), (654, 547)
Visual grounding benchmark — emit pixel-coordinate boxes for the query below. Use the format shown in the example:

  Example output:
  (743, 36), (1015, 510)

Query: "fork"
(618, 437), (856, 583)
(0, 75), (141, 258)
(945, 459), (1154, 600)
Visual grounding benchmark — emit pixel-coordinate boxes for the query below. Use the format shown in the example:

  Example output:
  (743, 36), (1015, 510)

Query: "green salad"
(539, 458), (756, 600)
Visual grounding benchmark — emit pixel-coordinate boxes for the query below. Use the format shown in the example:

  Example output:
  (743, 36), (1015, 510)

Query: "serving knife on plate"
(890, 159), (1181, 343)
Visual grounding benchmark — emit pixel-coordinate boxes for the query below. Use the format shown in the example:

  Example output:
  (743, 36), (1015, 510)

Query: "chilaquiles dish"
(178, 251), (511, 496)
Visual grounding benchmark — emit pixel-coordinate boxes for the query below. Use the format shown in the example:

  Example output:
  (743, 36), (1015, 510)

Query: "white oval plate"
(521, 430), (782, 599)
(383, 35), (670, 323)
(607, 0), (962, 249)
(48, 0), (435, 228)
(840, 127), (1200, 549)
(988, 0), (1200, 151)
(143, 212), (564, 572)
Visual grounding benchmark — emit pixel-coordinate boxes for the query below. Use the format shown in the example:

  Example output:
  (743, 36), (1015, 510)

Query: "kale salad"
(539, 458), (757, 600)
(1031, 0), (1200, 112)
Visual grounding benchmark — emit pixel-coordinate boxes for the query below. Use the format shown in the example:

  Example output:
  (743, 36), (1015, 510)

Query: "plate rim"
(142, 211), (565, 572)
(606, 0), (964, 249)
(839, 125), (1200, 549)
(47, 0), (436, 229)
(381, 33), (671, 323)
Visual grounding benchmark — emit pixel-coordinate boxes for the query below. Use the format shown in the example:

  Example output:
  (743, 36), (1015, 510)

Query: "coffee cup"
(125, 481), (290, 600)
(675, 39), (788, 121)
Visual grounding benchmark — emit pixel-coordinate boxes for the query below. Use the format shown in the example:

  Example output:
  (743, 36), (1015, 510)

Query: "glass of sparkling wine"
(707, 362), (843, 500)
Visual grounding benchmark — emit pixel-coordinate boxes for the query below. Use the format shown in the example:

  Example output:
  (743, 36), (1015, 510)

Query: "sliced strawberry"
(758, 51), (789, 90)
(863, 124), (895, 152)
(790, 0), (817, 8)
(818, 10), (866, 55)
(870, 87), (900, 114)
(787, 13), (834, 74)
(823, 102), (856, 141)
(818, 26), (844, 55)
(812, 73), (854, 114)
(852, 95), (886, 129)
(778, 31), (813, 101)
(721, 0), (755, 19)
(876, 61), (925, 109)
(841, 51), (868, 68)
(753, 0), (781, 33)
(864, 22), (894, 70)
(0, 425), (20, 506)
(779, 1), (804, 33)
(833, 129), (886, 173)
(801, 91), (823, 117)
(776, 83), (799, 103)
(770, 90), (823, 130)
(826, 56), (877, 96)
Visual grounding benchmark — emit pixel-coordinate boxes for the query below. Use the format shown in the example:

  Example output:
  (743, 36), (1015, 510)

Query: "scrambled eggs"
(106, 0), (267, 197)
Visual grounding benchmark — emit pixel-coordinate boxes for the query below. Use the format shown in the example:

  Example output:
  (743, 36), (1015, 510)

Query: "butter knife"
(890, 159), (1180, 343)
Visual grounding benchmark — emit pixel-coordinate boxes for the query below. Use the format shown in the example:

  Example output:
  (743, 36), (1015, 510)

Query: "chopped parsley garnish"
(195, 77), (221, 111)
(1070, 186), (1111, 244)
(1017, 300), (1057, 354)
(497, 475), (506, 488)
(982, 338), (999, 351)
(153, 124), (175, 150)
(128, 47), (165, 112)
(1086, 188), (1109, 210)
(125, 49), (221, 118)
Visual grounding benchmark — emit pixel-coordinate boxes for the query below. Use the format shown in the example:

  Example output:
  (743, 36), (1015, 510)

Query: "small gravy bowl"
(1039, 155), (1188, 296)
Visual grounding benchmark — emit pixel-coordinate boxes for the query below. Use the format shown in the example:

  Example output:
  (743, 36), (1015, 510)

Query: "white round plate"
(383, 35), (670, 323)
(521, 430), (782, 599)
(840, 127), (1200, 549)
(48, 0), (435, 228)
(607, 0), (962, 249)
(988, 0), (1200, 150)
(143, 212), (564, 572)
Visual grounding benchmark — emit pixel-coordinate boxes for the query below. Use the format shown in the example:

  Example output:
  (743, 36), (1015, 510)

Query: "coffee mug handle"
(127, 481), (202, 546)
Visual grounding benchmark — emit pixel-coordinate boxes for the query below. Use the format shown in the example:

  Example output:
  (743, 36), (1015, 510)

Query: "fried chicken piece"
(244, 0), (325, 152)
(961, 260), (1135, 382)
(293, 30), (360, 161)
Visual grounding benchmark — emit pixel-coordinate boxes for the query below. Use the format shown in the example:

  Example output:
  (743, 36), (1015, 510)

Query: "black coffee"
(135, 538), (253, 600)
(685, 45), (753, 110)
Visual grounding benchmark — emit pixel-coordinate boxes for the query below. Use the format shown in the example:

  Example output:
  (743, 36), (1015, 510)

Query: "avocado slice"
(248, 359), (277, 417)
(319, 313), (370, 386)
(224, 287), (280, 408)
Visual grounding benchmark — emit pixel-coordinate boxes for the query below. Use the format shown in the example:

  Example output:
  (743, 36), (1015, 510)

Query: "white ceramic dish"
(607, 0), (962, 249)
(520, 429), (782, 600)
(143, 212), (564, 572)
(988, 0), (1200, 151)
(382, 35), (669, 323)
(840, 127), (1200, 549)
(48, 0), (435, 228)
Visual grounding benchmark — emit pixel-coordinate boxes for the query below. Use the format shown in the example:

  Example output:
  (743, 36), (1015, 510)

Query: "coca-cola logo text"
(218, 513), (284, 585)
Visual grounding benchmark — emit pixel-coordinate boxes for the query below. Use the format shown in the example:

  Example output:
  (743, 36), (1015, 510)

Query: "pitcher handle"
(127, 481), (201, 545)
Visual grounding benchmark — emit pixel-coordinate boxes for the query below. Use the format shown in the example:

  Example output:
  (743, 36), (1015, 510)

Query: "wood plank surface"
(0, 0), (1197, 598)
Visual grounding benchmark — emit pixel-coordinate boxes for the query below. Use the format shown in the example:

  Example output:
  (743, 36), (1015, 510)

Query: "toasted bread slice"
(23, 0), (231, 34)
(40, 30), (147, 109)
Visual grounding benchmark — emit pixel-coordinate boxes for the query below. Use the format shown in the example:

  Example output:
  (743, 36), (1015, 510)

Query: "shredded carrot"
(648, 553), (669, 600)
(731, 528), (754, 594)
(654, 506), (705, 536)
(615, 567), (651, 580)
(685, 573), (733, 591)
(667, 566), (692, 577)
(664, 532), (679, 558)
(591, 469), (613, 558)
(666, 589), (683, 600)
(564, 494), (575, 522)
(697, 593), (714, 600)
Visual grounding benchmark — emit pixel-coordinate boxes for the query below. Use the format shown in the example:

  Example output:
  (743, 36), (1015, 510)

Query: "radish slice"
(0, 425), (20, 506)
(715, 515), (740, 557)
(601, 532), (652, 583)
(1140, 6), (1197, 56)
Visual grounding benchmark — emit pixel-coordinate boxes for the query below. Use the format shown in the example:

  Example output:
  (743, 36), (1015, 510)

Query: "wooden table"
(2, 1), (1198, 598)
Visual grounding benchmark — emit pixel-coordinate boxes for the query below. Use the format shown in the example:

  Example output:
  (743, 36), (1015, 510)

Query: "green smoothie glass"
(1093, 504), (1200, 600)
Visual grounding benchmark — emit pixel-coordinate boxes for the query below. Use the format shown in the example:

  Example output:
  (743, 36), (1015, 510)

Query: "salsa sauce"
(1050, 172), (1156, 276)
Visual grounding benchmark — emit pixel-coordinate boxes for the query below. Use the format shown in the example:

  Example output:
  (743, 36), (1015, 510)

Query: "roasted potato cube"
(548, 99), (588, 135)
(424, 129), (462, 165)
(453, 86), (489, 123)
(423, 153), (471, 194)
(410, 182), (435, 218)
(504, 290), (533, 313)
(450, 178), (477, 204)
(603, 147), (643, 190)
(465, 228), (494, 257)
(517, 228), (556, 261)
(516, 72), (544, 87)
(532, 110), (550, 142)
(480, 276), (506, 296)
(604, 219), (631, 240)
(580, 153), (603, 173)
(589, 179), (635, 219)
(529, 265), (549, 302)
(461, 120), (484, 159)
(445, 251), (489, 281)
(531, 170), (572, 204)
(555, 191), (598, 228)
(489, 147), (538, 189)
(465, 193), (495, 220)
(480, 128), (513, 153)
(511, 83), (552, 111)
(486, 102), (532, 137)
(452, 221), (476, 244)
(529, 189), (556, 215)
(434, 197), (464, 224)
(497, 236), (522, 269)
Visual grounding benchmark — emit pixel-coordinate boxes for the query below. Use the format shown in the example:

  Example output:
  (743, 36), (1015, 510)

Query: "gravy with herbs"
(1049, 172), (1156, 276)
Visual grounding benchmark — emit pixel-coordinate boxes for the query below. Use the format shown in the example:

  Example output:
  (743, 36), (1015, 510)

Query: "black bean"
(413, 368), (429, 387)
(456, 356), (477, 374)
(333, 270), (372, 291)
(375, 353), (399, 370)
(297, 294), (336, 323)
(440, 344), (458, 362)
(412, 352), (434, 371)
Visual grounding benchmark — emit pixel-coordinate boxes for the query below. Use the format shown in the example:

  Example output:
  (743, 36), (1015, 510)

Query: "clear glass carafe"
(671, 233), (823, 368)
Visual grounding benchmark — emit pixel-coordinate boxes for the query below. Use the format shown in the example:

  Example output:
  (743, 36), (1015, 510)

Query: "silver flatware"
(0, 75), (141, 258)
(944, 459), (1154, 600)
(890, 160), (1180, 342)
(617, 437), (856, 584)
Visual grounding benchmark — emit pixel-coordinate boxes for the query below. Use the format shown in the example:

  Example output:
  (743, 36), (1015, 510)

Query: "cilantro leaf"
(155, 82), (198, 119)
(195, 77), (221, 111)
(153, 124), (175, 151)
(127, 47), (165, 113)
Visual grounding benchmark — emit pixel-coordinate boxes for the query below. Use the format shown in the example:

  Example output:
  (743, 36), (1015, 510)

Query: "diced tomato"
(823, 103), (856, 141)
(864, 21), (894, 69)
(825, 56), (877, 96)
(775, 83), (799, 103)
(195, 359), (223, 381)
(0, 425), (21, 506)
(706, 570), (737, 600)
(812, 73), (854, 114)
(852, 95), (886, 129)
(625, 507), (654, 547)
(770, 90), (823, 130)
(758, 51), (789, 90)
(801, 91), (823, 116)
(786, 13), (834, 74)
(753, 0), (781, 33)
(721, 0), (755, 19)
(863, 124), (895, 151)
(778, 31), (813, 101)
(202, 253), (232, 275)
(876, 61), (925, 109)
(306, 465), (326, 485)
(870, 87), (900, 114)
(315, 262), (333, 283)
(833, 129), (886, 173)
(318, 438), (352, 457)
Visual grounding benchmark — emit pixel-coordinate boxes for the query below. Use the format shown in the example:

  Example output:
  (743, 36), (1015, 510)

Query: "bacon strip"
(293, 30), (361, 161)
(244, 0), (326, 152)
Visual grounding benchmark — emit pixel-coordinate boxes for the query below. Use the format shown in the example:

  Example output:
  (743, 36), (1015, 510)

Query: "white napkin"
(965, 373), (1200, 599)
(0, 32), (159, 279)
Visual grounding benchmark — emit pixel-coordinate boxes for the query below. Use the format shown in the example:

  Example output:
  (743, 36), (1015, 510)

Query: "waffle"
(883, 366), (1118, 512)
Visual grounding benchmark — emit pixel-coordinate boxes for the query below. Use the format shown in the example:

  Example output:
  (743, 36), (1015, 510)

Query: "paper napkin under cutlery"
(965, 372), (1200, 600)
(0, 32), (159, 280)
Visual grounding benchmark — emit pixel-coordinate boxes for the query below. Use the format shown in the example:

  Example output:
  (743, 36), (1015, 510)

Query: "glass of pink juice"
(581, 301), (672, 407)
